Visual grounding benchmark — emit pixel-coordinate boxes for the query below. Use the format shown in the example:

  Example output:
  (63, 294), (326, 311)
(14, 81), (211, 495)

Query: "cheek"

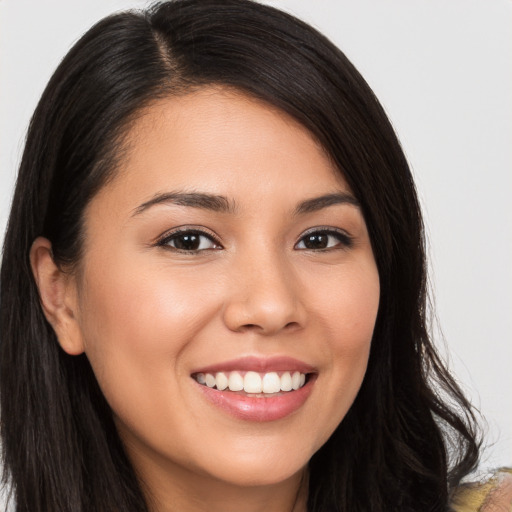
(308, 260), (379, 435)
(314, 260), (380, 355)
(335, 271), (379, 381)
(84, 252), (202, 332)
(75, 257), (225, 448)
(76, 252), (220, 392)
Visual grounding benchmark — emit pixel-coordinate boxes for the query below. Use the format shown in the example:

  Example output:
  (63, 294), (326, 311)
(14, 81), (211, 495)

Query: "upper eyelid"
(156, 226), (222, 246)
(294, 226), (354, 249)
(296, 226), (352, 240)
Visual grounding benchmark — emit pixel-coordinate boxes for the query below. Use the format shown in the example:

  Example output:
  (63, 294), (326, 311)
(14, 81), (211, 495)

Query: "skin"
(31, 88), (380, 512)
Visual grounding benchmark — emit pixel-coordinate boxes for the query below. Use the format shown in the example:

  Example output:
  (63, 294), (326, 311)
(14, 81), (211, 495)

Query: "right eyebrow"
(294, 192), (360, 215)
(131, 191), (237, 216)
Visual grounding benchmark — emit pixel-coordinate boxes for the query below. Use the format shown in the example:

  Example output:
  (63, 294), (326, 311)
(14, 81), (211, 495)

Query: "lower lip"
(195, 376), (316, 422)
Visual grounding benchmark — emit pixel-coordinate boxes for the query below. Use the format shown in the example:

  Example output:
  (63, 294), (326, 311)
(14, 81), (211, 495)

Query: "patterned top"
(450, 469), (512, 512)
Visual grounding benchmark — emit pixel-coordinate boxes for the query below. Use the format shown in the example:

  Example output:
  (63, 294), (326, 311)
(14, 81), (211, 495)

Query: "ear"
(30, 237), (85, 355)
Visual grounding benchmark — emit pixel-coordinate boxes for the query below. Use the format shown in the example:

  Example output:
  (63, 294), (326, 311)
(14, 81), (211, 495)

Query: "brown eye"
(295, 229), (353, 250)
(301, 233), (330, 249)
(160, 230), (220, 252)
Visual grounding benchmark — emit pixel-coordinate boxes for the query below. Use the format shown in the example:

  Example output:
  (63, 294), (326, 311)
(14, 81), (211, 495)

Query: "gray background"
(1, 1), (510, 502)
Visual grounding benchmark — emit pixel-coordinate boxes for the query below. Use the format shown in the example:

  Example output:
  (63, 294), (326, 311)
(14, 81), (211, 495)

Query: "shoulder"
(450, 469), (512, 512)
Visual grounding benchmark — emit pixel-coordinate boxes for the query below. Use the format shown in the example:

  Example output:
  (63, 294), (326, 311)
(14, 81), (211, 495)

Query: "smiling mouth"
(192, 370), (309, 395)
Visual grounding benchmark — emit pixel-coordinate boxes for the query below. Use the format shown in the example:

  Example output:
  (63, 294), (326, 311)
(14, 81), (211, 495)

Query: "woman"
(0, 1), (507, 510)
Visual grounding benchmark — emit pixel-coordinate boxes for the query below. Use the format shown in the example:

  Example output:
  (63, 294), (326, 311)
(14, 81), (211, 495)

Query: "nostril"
(238, 321), (300, 334)
(239, 323), (259, 331)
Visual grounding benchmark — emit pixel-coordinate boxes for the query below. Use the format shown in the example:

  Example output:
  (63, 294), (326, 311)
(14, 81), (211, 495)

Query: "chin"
(214, 464), (305, 488)
(195, 442), (310, 488)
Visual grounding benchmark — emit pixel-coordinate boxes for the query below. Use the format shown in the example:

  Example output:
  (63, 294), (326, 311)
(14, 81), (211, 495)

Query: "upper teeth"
(195, 371), (307, 394)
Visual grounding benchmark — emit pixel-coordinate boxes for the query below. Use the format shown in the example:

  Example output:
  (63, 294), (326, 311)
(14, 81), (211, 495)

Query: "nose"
(222, 248), (306, 336)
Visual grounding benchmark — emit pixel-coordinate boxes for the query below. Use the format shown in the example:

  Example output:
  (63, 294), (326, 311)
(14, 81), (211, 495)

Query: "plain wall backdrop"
(1, 0), (510, 501)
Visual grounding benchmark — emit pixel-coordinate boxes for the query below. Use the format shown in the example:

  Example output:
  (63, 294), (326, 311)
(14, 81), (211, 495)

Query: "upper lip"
(191, 356), (316, 375)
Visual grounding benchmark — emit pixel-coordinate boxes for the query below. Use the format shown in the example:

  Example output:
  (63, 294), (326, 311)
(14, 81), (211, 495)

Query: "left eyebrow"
(294, 193), (360, 215)
(132, 191), (237, 216)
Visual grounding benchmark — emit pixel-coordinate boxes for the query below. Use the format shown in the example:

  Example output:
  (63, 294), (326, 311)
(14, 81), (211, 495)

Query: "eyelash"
(157, 228), (222, 253)
(156, 226), (353, 253)
(295, 227), (353, 251)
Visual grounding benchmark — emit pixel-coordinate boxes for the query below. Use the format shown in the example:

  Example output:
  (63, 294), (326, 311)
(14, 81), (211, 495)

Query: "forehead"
(94, 87), (349, 211)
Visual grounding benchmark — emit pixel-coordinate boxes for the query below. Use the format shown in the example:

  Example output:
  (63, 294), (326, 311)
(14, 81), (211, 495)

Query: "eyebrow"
(132, 190), (359, 217)
(294, 192), (360, 215)
(132, 192), (237, 216)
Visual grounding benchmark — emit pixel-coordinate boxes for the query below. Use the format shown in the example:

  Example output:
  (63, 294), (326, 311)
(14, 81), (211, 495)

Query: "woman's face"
(68, 89), (379, 493)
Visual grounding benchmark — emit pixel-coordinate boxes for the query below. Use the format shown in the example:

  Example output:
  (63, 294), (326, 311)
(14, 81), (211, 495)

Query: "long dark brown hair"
(0, 1), (480, 510)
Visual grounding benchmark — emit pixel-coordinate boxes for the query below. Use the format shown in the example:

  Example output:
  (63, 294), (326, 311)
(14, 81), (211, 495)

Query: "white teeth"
(280, 372), (292, 391)
(262, 372), (281, 393)
(195, 370), (308, 394)
(244, 371), (262, 393)
(205, 373), (216, 388)
(228, 372), (244, 391)
(215, 372), (228, 391)
(291, 371), (301, 390)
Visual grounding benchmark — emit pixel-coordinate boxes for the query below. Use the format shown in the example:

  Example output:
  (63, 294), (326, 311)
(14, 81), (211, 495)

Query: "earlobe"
(29, 237), (85, 356)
